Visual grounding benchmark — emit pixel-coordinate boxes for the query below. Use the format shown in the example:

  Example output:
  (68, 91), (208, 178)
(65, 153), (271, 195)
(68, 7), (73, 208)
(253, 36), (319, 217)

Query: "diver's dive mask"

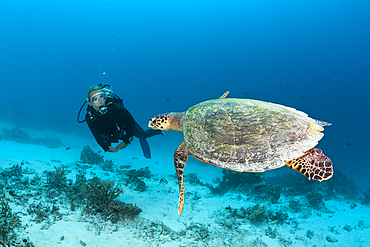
(89, 91), (108, 114)
(89, 91), (107, 105)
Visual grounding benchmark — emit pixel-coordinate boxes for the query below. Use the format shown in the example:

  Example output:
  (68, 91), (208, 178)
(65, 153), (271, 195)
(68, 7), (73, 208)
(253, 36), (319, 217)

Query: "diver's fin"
(139, 138), (151, 159)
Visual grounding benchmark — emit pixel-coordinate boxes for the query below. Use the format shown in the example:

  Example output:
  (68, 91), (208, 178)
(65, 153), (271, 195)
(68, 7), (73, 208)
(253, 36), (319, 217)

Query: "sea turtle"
(148, 92), (333, 215)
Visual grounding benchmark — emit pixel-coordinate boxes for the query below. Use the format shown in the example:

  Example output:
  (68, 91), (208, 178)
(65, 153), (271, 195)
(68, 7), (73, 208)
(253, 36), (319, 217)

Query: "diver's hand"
(109, 142), (127, 152)
(108, 147), (118, 152)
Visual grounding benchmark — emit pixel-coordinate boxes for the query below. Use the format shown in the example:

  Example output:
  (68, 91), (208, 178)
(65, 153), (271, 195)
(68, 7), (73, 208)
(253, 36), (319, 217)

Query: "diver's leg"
(134, 122), (151, 158)
(134, 122), (163, 139)
(144, 129), (164, 138)
(133, 122), (146, 139)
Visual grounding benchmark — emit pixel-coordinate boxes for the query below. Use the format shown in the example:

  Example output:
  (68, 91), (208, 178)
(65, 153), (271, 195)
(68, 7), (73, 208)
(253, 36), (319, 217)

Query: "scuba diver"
(77, 84), (163, 158)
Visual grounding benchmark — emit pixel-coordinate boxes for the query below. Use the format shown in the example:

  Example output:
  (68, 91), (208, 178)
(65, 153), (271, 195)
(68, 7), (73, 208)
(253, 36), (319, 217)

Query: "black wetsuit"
(85, 98), (162, 157)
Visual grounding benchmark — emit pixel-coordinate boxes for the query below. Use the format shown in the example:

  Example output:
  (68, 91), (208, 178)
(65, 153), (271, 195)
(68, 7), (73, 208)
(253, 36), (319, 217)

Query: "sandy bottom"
(0, 123), (369, 247)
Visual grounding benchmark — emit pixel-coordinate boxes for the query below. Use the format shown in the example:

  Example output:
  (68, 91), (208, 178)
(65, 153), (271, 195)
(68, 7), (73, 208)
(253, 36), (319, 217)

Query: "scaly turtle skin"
(148, 92), (333, 215)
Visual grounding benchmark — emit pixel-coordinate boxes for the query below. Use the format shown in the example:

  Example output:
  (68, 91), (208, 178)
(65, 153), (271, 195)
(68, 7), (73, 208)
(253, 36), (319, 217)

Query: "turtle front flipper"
(174, 142), (189, 215)
(286, 148), (333, 181)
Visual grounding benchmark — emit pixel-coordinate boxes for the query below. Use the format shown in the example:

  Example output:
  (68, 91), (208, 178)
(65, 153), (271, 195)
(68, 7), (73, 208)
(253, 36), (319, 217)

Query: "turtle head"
(149, 112), (184, 131)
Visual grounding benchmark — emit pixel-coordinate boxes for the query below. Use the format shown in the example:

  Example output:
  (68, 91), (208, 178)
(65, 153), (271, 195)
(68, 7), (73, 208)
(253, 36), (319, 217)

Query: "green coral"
(254, 184), (282, 203)
(0, 197), (21, 244)
(362, 189), (370, 205)
(224, 204), (288, 225)
(83, 177), (141, 222)
(210, 170), (264, 195)
(0, 162), (24, 179)
(1, 127), (64, 148)
(121, 167), (152, 192)
(47, 166), (68, 189)
(84, 177), (123, 212)
(306, 191), (325, 210)
(181, 170), (282, 204)
(246, 204), (267, 223)
(102, 160), (115, 172)
(80, 146), (104, 165)
(32, 137), (65, 148)
(27, 203), (61, 224)
(124, 176), (147, 192)
(65, 170), (87, 205)
(1, 127), (30, 143)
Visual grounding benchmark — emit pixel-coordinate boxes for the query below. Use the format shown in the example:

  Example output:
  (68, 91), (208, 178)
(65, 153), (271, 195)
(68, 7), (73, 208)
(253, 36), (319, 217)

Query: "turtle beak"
(149, 115), (168, 130)
(148, 118), (157, 128)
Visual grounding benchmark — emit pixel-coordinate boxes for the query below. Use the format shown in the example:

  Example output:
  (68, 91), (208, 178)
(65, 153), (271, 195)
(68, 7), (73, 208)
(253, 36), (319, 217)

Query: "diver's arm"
(115, 104), (135, 144)
(123, 109), (136, 142)
(86, 117), (110, 152)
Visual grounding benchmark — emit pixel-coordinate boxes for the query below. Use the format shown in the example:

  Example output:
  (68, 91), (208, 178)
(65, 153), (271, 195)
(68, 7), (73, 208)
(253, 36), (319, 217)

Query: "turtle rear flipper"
(286, 148), (333, 181)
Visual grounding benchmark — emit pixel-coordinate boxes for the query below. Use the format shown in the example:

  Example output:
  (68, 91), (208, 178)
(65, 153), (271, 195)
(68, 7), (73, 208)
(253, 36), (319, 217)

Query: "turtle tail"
(286, 148), (333, 181)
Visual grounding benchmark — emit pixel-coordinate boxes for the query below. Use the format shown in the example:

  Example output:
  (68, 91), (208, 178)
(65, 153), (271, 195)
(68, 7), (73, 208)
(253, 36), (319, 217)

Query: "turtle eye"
(159, 115), (168, 122)
(151, 118), (157, 125)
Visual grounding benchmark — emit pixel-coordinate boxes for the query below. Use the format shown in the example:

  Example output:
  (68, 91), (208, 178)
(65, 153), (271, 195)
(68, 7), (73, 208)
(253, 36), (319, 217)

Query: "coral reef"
(254, 184), (282, 204)
(326, 235), (338, 243)
(211, 170), (264, 195)
(245, 204), (267, 223)
(0, 138), (368, 247)
(288, 199), (311, 218)
(31, 137), (65, 148)
(185, 222), (210, 242)
(219, 204), (288, 227)
(362, 189), (370, 205)
(27, 202), (61, 225)
(80, 146), (104, 165)
(124, 167), (152, 179)
(46, 166), (68, 190)
(83, 177), (141, 222)
(306, 229), (314, 239)
(124, 176), (147, 192)
(121, 167), (152, 192)
(0, 162), (24, 179)
(66, 170), (87, 206)
(306, 191), (325, 210)
(1, 127), (64, 148)
(132, 219), (179, 244)
(209, 170), (282, 205)
(102, 160), (115, 172)
(284, 170), (360, 202)
(265, 226), (277, 239)
(83, 177), (122, 212)
(248, 238), (268, 247)
(185, 173), (208, 187)
(1, 127), (30, 143)
(0, 197), (21, 245)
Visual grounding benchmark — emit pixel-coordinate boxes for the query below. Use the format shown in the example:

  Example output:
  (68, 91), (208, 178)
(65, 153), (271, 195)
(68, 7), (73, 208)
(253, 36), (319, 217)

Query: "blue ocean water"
(1, 0), (369, 190)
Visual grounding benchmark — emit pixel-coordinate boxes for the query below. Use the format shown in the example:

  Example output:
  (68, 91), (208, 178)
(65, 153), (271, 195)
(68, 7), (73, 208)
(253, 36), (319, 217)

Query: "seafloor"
(0, 122), (369, 247)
